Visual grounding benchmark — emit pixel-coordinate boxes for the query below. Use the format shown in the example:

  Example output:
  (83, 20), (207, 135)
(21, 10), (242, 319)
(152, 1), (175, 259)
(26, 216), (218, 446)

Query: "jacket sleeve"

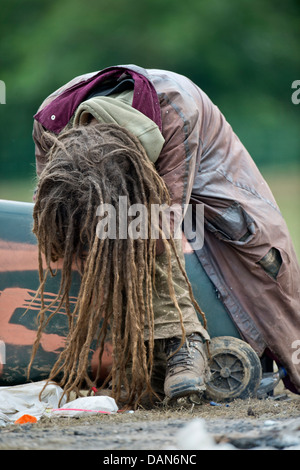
(151, 70), (205, 210)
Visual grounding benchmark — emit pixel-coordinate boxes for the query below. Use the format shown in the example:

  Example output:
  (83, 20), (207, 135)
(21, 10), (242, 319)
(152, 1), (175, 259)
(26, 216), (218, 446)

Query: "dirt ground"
(1, 386), (300, 451)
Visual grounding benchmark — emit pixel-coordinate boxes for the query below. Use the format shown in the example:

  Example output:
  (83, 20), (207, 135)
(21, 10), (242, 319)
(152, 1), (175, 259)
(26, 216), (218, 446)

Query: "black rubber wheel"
(205, 336), (262, 402)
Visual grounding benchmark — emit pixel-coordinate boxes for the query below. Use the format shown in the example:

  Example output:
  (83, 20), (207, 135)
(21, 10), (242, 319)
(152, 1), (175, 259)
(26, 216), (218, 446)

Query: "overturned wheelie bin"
(0, 199), (263, 400)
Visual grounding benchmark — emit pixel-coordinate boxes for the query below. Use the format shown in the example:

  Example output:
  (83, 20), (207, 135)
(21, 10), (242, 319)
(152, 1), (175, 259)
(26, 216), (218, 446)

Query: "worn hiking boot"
(164, 333), (210, 401)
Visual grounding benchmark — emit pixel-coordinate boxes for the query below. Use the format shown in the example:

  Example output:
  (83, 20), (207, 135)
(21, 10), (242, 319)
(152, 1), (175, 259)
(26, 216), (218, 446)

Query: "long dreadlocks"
(29, 123), (206, 408)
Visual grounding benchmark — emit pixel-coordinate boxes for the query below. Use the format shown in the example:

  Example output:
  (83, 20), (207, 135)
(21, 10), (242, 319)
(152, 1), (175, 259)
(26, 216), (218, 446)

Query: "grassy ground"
(261, 169), (299, 261)
(0, 169), (299, 259)
(0, 177), (36, 204)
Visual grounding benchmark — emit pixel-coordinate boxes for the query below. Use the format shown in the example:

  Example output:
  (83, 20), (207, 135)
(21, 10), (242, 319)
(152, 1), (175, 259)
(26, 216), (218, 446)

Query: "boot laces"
(166, 337), (203, 376)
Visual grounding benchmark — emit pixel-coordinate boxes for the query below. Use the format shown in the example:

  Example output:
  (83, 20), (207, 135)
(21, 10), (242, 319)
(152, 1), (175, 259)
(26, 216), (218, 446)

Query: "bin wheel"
(205, 336), (262, 401)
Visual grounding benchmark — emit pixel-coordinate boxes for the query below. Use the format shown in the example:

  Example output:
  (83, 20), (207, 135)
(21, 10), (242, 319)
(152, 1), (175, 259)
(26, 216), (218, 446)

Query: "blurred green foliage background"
(0, 0), (299, 254)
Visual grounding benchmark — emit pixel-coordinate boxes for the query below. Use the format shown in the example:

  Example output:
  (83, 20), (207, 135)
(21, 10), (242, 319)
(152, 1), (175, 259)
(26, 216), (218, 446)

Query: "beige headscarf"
(73, 90), (165, 163)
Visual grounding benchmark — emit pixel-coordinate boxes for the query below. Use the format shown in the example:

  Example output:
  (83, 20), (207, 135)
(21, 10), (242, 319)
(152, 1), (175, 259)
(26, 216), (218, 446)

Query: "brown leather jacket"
(33, 65), (300, 394)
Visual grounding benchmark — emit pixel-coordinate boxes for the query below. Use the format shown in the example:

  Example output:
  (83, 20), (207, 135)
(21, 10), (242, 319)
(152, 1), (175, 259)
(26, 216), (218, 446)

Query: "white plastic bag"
(50, 395), (118, 417)
(0, 380), (66, 425)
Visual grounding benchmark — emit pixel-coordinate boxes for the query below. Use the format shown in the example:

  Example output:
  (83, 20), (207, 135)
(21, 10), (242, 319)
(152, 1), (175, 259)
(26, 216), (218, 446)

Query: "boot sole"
(166, 377), (206, 399)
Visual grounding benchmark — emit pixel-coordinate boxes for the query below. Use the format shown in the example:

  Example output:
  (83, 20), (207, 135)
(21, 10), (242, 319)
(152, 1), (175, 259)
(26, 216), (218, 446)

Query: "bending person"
(30, 65), (300, 406)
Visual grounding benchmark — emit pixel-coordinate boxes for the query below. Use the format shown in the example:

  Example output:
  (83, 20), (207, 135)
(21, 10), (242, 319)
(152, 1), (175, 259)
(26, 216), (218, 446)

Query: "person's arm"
(149, 71), (206, 253)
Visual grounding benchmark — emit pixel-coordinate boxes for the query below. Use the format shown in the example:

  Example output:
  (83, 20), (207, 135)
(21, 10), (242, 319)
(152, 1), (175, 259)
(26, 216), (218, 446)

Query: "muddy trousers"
(146, 240), (208, 342)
